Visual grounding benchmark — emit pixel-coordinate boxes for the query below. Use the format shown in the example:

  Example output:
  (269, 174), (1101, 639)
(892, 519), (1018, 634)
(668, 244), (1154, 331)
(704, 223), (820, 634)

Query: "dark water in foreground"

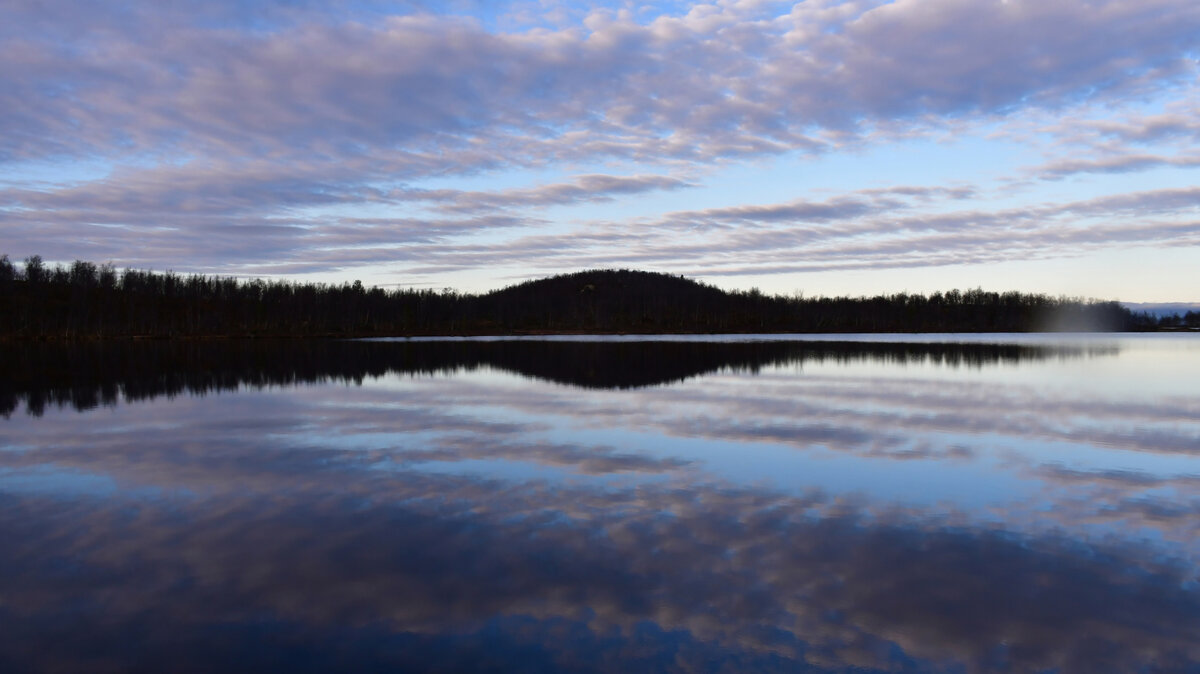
(2, 335), (1199, 673)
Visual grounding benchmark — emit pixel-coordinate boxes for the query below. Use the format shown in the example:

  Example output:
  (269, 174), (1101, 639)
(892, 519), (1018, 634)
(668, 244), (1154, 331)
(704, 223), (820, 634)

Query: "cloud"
(1008, 98), (1200, 178)
(1057, 105), (1200, 147)
(3, 0), (1200, 281)
(0, 165), (695, 270)
(392, 173), (694, 214)
(5, 0), (1200, 166)
(356, 185), (1200, 280)
(1037, 153), (1200, 177)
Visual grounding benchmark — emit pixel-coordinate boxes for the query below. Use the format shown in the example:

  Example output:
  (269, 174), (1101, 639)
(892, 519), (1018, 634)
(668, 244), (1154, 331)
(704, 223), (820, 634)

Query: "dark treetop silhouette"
(0, 254), (1177, 339)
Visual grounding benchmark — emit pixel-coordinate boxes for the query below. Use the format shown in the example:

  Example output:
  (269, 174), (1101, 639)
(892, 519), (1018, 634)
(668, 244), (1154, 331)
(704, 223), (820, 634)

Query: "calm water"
(2, 335), (1199, 672)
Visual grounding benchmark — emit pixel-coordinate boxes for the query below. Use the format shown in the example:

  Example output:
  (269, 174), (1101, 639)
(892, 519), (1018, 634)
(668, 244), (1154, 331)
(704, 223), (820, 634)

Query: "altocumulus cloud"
(1, 0), (1199, 289)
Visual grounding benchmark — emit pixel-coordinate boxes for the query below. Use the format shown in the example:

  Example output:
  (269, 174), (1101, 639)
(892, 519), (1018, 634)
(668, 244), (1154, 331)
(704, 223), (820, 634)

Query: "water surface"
(2, 335), (1199, 672)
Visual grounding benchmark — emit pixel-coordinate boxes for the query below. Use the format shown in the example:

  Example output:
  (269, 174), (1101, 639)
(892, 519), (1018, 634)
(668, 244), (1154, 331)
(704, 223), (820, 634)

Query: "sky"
(2, 0), (1199, 301)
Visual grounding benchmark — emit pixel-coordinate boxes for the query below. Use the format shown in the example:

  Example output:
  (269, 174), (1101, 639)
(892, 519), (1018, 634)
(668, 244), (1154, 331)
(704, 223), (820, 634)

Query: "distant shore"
(2, 257), (1196, 340)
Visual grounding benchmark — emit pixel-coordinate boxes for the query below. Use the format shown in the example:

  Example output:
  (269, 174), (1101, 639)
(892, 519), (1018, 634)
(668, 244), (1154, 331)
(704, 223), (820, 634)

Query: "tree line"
(0, 255), (1189, 339)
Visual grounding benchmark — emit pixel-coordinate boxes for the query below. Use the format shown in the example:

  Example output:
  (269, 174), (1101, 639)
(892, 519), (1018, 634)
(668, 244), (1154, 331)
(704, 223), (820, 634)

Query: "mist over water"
(2, 335), (1198, 672)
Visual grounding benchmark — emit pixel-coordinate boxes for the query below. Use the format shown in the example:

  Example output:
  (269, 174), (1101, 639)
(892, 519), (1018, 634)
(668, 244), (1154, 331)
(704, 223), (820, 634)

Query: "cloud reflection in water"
(1, 337), (1199, 672)
(1, 478), (1197, 672)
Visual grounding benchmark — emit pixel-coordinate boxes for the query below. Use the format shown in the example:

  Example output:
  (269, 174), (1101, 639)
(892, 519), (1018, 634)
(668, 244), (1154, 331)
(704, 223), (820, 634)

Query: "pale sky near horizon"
(2, 0), (1199, 301)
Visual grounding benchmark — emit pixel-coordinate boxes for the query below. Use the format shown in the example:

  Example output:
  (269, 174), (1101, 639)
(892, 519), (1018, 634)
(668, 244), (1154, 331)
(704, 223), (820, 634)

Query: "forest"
(1, 254), (1192, 339)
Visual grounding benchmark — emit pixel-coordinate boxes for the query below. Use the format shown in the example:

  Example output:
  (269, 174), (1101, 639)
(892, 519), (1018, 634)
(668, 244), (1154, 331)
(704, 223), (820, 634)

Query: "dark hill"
(478, 270), (737, 333)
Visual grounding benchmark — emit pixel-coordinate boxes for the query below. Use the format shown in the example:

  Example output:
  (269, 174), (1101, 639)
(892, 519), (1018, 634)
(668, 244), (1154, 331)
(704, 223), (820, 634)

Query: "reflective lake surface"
(2, 335), (1199, 673)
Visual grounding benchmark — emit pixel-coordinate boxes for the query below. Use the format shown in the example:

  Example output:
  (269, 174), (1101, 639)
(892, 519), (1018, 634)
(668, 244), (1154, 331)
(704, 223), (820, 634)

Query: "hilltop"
(477, 270), (733, 333)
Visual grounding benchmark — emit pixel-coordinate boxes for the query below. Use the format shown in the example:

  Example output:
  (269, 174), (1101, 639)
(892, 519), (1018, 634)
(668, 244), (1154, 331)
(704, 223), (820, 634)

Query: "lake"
(2, 334), (1199, 672)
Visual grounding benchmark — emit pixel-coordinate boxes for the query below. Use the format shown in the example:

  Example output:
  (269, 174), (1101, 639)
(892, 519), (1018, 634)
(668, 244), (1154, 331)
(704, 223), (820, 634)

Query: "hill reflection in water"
(1, 337), (1116, 416)
(2, 336), (1198, 672)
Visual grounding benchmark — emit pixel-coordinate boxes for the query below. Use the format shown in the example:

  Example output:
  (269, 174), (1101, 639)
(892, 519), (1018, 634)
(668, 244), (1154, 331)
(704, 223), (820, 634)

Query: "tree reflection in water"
(2, 337), (1198, 673)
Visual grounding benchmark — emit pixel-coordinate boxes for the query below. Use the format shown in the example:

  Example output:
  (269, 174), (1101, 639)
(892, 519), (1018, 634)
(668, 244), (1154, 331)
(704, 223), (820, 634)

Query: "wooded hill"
(0, 254), (1183, 339)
